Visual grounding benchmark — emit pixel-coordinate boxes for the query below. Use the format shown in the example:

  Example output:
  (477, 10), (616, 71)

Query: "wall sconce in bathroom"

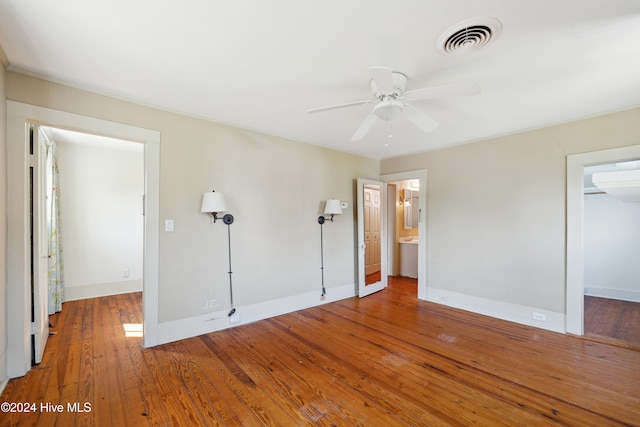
(201, 190), (236, 317)
(317, 199), (343, 297)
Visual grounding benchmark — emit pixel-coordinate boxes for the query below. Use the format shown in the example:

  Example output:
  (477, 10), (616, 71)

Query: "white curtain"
(47, 142), (65, 313)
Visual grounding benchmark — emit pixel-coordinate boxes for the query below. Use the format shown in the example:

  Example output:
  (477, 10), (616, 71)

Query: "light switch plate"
(341, 202), (348, 209)
(164, 219), (175, 232)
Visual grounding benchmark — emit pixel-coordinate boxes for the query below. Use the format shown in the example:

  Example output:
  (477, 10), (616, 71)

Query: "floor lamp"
(317, 199), (343, 296)
(201, 190), (236, 316)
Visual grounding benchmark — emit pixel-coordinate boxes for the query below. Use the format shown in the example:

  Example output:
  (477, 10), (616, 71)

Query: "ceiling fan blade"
(307, 100), (370, 114)
(404, 104), (439, 133)
(370, 67), (395, 93)
(404, 81), (480, 101)
(351, 113), (378, 141)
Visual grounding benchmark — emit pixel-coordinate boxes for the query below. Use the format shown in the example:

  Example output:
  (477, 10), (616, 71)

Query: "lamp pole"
(223, 214), (235, 316)
(318, 215), (326, 296)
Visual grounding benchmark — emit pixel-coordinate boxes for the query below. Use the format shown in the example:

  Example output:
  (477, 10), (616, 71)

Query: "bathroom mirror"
(364, 184), (381, 285)
(357, 178), (386, 297)
(403, 189), (419, 229)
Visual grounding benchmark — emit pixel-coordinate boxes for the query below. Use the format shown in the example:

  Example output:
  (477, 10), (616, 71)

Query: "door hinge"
(31, 322), (38, 335)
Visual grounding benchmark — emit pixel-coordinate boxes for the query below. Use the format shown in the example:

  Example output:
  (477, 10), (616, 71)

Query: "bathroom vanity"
(399, 236), (418, 278)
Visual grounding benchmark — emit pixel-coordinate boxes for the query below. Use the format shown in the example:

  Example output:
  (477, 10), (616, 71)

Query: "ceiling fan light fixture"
(374, 99), (404, 121)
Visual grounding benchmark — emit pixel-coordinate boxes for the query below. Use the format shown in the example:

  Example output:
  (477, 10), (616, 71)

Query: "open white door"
(357, 178), (387, 297)
(32, 124), (49, 364)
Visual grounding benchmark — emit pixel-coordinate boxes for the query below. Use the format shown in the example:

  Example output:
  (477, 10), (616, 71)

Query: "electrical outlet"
(122, 269), (129, 278)
(203, 299), (220, 310)
(229, 313), (241, 324)
(532, 312), (546, 321)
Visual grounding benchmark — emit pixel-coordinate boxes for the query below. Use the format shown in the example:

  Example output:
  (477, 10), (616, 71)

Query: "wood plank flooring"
(584, 295), (640, 348)
(2, 279), (639, 426)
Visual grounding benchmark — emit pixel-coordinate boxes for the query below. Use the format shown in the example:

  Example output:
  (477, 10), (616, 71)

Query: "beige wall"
(381, 108), (640, 313)
(6, 72), (379, 323)
(0, 60), (8, 385)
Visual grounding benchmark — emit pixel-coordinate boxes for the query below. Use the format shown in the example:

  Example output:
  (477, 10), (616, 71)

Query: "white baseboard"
(157, 283), (356, 346)
(426, 287), (566, 334)
(584, 286), (640, 303)
(65, 279), (143, 301)
(156, 283), (569, 346)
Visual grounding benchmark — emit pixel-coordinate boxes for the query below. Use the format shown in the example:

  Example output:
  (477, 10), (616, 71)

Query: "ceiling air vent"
(437, 18), (502, 55)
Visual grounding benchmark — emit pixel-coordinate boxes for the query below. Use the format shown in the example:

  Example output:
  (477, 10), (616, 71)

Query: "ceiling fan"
(308, 67), (480, 141)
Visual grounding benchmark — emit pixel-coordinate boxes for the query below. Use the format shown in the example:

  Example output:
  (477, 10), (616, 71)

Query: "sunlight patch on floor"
(123, 323), (143, 337)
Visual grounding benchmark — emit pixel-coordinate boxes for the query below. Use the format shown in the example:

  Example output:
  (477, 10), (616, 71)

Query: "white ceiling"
(1, 0), (640, 160)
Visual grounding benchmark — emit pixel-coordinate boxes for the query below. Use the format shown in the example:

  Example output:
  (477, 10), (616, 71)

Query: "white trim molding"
(427, 287), (566, 334)
(584, 286), (640, 303)
(65, 280), (144, 302)
(157, 283), (356, 345)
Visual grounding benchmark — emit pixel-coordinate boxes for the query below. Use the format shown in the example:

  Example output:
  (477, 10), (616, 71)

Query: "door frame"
(6, 101), (160, 377)
(32, 124), (50, 364)
(566, 145), (640, 335)
(381, 170), (427, 300)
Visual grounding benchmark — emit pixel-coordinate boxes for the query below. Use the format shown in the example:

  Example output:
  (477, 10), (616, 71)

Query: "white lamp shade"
(324, 199), (343, 215)
(201, 191), (228, 213)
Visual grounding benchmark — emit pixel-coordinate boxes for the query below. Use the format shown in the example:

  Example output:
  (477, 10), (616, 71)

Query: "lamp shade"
(201, 191), (228, 213)
(324, 199), (343, 216)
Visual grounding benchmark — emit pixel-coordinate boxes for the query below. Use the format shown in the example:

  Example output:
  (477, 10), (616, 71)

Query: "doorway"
(582, 160), (640, 347)
(7, 101), (160, 378)
(387, 179), (420, 283)
(566, 145), (640, 337)
(381, 170), (427, 300)
(42, 126), (145, 302)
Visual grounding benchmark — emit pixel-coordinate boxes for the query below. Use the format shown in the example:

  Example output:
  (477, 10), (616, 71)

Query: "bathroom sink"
(399, 236), (418, 244)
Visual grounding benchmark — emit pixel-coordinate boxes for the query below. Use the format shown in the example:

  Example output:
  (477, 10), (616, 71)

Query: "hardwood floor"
(2, 281), (639, 426)
(584, 295), (640, 348)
